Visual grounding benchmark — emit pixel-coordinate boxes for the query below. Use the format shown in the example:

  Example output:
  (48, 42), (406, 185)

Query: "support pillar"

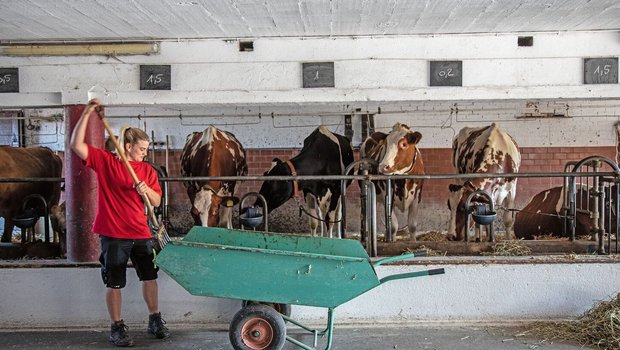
(65, 104), (104, 262)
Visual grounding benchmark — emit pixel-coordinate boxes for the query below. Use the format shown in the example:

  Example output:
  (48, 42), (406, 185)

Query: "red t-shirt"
(85, 145), (162, 239)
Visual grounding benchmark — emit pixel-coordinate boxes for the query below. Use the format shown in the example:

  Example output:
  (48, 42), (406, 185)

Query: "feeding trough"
(238, 192), (269, 230)
(12, 207), (38, 229)
(239, 207), (263, 228)
(12, 216), (37, 230)
(471, 204), (497, 225)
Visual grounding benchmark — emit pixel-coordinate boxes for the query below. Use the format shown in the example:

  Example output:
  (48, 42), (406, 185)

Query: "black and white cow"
(259, 126), (354, 236)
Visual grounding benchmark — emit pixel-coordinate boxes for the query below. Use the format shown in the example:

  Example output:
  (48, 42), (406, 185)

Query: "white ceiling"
(1, 0), (619, 43)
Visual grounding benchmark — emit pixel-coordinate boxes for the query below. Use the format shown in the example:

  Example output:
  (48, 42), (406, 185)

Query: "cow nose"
(382, 164), (391, 173)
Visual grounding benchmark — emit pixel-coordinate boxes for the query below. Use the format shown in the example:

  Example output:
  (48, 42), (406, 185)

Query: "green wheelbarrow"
(155, 226), (445, 350)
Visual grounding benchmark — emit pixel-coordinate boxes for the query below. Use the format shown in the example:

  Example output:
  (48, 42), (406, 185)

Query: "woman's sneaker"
(147, 312), (170, 339)
(109, 320), (134, 347)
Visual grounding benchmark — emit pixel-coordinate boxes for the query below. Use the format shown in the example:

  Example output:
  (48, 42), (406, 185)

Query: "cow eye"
(399, 139), (408, 149)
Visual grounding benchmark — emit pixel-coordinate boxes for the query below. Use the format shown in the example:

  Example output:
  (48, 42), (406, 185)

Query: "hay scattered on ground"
(527, 293), (620, 349)
(482, 240), (532, 256)
(416, 231), (447, 242)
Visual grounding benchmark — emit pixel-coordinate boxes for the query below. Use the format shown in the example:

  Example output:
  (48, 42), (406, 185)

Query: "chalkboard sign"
(584, 58), (618, 84)
(302, 62), (335, 88)
(0, 68), (19, 93)
(430, 61), (462, 86)
(140, 65), (171, 90)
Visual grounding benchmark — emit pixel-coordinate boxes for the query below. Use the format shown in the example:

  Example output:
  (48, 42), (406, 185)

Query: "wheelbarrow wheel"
(242, 300), (291, 318)
(230, 304), (286, 350)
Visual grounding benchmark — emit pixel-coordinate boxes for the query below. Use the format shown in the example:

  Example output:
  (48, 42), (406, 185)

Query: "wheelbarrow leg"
(324, 307), (335, 350)
(283, 307), (336, 350)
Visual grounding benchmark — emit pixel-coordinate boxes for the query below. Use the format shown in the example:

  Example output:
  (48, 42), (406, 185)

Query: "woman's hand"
(135, 181), (149, 196)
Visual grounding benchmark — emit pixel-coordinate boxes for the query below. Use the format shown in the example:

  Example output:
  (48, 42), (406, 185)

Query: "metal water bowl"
(471, 205), (496, 226)
(239, 207), (263, 228)
(12, 216), (37, 229)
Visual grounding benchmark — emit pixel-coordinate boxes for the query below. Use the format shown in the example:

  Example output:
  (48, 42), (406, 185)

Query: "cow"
(50, 201), (66, 256)
(180, 126), (248, 228)
(0, 146), (63, 242)
(360, 123), (425, 240)
(448, 123), (521, 241)
(514, 185), (617, 240)
(258, 126), (354, 236)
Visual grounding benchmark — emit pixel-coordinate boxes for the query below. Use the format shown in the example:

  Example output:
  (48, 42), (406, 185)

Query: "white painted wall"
(1, 32), (619, 150)
(1, 261), (618, 328)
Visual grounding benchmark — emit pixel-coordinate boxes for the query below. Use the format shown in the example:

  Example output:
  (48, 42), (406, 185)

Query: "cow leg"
(1, 217), (15, 243)
(219, 206), (233, 229)
(305, 195), (320, 236)
(502, 190), (516, 240)
(389, 211), (399, 239)
(327, 199), (342, 239)
(406, 200), (420, 242)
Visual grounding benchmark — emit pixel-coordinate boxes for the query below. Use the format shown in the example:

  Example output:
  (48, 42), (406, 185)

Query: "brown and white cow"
(360, 123), (425, 240)
(514, 185), (617, 239)
(259, 126), (354, 236)
(448, 123), (521, 241)
(0, 146), (63, 242)
(180, 126), (248, 228)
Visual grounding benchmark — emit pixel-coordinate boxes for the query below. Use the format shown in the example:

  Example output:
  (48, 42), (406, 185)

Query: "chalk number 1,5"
(146, 73), (163, 85)
(0, 74), (12, 84)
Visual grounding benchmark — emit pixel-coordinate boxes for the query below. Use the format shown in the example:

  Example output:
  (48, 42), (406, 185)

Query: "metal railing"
(2, 160), (619, 255)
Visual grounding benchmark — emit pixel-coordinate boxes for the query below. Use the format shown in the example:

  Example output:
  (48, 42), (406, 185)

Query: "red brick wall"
(152, 146), (616, 211)
(417, 146), (616, 208)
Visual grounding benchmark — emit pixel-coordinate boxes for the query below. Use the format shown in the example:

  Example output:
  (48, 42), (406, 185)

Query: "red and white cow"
(514, 185), (617, 239)
(180, 126), (248, 228)
(448, 123), (521, 241)
(0, 146), (63, 242)
(361, 123), (425, 240)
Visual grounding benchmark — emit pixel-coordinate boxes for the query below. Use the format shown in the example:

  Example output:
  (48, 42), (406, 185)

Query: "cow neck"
(285, 160), (300, 199)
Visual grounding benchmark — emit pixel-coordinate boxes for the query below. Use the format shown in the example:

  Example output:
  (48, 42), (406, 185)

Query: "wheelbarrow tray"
(155, 226), (381, 308)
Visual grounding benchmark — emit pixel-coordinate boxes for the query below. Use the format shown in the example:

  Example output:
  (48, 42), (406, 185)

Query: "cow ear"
(407, 131), (422, 145)
(448, 184), (463, 192)
(270, 158), (283, 169)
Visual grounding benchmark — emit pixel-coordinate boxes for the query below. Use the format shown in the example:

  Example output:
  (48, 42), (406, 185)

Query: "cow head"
(258, 158), (294, 212)
(379, 123), (422, 175)
(447, 182), (490, 240)
(190, 186), (219, 227)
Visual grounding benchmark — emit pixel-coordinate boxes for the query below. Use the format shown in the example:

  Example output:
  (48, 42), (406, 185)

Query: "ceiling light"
(0, 42), (160, 56)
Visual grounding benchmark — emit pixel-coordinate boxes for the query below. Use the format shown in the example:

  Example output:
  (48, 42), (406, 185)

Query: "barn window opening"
(239, 41), (254, 52)
(518, 36), (534, 47)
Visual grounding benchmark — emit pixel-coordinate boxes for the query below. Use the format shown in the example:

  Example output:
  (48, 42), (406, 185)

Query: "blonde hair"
(106, 126), (149, 155)
(122, 127), (149, 146)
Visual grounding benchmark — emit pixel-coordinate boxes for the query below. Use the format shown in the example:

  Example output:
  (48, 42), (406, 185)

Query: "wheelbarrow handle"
(379, 268), (445, 285)
(373, 251), (427, 267)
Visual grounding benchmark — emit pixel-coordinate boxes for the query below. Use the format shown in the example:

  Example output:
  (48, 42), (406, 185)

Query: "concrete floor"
(0, 324), (589, 350)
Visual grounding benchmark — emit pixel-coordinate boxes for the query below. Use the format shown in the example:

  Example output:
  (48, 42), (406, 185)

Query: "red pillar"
(65, 104), (104, 262)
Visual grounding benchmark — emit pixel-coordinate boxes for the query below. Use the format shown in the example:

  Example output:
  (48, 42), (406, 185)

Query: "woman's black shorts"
(99, 236), (159, 289)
